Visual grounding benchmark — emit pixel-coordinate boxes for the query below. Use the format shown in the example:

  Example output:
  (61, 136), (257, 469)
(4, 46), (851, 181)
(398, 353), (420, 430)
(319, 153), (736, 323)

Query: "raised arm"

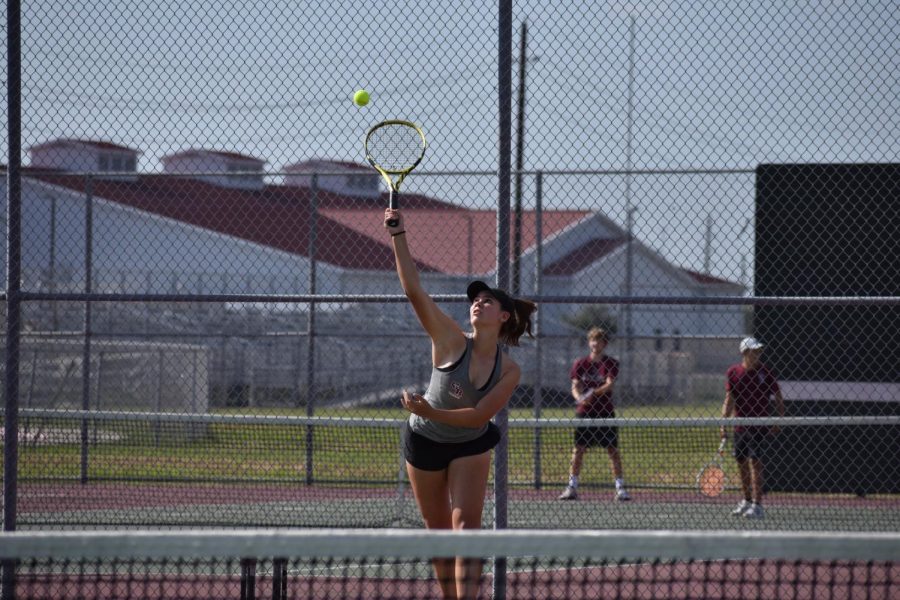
(386, 209), (464, 358)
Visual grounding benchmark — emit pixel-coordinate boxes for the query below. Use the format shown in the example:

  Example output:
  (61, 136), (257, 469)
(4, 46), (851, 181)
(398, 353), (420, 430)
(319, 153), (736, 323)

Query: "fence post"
(2, 2), (23, 597)
(494, 0), (514, 597)
(533, 171), (544, 489)
(305, 173), (318, 485)
(80, 175), (94, 485)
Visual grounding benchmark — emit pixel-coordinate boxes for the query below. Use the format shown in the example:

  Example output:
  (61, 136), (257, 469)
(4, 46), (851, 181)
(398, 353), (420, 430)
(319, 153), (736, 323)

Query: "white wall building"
(28, 139), (139, 181)
(284, 159), (381, 198)
(161, 149), (266, 190)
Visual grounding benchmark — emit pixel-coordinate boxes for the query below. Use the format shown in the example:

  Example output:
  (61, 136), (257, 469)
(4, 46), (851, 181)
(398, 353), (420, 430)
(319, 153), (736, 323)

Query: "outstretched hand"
(401, 390), (431, 417)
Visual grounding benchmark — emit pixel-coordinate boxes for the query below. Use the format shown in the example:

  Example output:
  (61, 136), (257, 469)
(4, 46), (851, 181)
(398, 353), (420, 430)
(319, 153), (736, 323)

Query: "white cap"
(739, 337), (764, 353)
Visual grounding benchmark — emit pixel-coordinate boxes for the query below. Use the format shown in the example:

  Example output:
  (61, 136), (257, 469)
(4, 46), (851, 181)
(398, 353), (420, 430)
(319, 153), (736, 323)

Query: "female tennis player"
(385, 208), (536, 600)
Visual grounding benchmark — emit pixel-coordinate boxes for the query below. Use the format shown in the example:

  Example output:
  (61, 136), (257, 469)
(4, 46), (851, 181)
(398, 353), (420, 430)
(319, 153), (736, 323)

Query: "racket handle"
(386, 189), (400, 227)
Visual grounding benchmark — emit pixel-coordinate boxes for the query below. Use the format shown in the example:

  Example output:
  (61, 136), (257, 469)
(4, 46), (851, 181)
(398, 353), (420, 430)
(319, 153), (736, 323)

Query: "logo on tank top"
(449, 381), (464, 400)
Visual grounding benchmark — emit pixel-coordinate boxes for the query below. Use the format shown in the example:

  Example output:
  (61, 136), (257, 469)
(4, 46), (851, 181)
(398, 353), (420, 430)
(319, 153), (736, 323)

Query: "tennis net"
(2, 528), (898, 599)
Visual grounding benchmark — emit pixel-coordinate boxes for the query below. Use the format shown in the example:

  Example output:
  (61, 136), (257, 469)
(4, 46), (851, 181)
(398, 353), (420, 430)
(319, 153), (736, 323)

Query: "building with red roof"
(9, 138), (744, 338)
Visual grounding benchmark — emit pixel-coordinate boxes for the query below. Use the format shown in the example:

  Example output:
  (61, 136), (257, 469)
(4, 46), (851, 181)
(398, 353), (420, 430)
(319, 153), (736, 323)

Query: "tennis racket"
(696, 437), (728, 498)
(577, 388), (594, 406)
(364, 120), (427, 227)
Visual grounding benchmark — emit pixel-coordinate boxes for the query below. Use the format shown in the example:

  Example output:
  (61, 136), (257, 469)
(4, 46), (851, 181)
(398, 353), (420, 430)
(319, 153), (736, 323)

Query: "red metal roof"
(29, 172), (579, 273)
(682, 268), (740, 286)
(25, 169), (741, 287)
(30, 172), (433, 271)
(320, 209), (591, 275)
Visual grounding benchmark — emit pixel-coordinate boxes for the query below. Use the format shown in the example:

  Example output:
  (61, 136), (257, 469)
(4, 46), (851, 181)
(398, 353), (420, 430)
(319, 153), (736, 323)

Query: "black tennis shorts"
(402, 421), (501, 471)
(733, 427), (770, 460)
(574, 413), (618, 449)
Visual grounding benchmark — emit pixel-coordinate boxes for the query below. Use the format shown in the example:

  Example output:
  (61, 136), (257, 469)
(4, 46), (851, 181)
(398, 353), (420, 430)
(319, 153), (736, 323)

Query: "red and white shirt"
(725, 363), (780, 432)
(569, 355), (619, 417)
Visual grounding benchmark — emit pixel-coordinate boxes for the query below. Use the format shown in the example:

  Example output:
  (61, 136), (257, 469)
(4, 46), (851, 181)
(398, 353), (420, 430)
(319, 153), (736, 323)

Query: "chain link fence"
(2, 1), (898, 532)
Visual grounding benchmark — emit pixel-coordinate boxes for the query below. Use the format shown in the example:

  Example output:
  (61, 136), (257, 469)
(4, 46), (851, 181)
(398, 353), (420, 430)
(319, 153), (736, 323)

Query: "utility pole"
(512, 20), (537, 296)
(624, 16), (636, 357)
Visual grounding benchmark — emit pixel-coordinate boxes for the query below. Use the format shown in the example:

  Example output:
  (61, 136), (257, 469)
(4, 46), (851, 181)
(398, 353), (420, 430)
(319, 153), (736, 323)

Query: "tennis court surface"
(12, 411), (900, 532)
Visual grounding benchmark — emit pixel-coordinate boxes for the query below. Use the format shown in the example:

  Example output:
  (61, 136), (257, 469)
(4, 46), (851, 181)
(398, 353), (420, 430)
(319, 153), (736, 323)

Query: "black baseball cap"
(467, 280), (515, 314)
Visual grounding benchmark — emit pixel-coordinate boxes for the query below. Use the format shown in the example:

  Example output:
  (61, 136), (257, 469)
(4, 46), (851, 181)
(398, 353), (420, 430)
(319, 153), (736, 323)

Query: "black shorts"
(733, 428), (770, 460)
(574, 414), (618, 449)
(402, 421), (501, 471)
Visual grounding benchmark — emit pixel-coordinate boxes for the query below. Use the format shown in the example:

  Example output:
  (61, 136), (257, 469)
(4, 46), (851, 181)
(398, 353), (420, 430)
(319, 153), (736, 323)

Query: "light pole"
(624, 16), (636, 356)
(512, 20), (528, 295)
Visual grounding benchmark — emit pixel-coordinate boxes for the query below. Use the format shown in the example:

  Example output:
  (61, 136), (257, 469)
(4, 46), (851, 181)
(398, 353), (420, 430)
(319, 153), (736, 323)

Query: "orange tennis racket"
(697, 437), (728, 497)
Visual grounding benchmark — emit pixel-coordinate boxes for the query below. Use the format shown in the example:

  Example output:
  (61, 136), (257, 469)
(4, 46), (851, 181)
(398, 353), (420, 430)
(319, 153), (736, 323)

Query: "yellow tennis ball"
(353, 89), (370, 106)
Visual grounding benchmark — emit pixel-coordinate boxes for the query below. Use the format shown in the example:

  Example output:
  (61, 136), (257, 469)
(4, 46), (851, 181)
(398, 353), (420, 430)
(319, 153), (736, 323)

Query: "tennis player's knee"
(451, 509), (481, 531)
(415, 494), (454, 530)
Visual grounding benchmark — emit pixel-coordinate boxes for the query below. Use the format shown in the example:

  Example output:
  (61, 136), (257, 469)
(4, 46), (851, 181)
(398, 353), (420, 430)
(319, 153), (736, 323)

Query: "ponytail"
(500, 298), (538, 346)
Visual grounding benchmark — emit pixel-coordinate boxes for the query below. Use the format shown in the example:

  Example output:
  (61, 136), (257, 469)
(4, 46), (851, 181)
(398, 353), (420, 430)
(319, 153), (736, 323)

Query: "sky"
(3, 0), (898, 283)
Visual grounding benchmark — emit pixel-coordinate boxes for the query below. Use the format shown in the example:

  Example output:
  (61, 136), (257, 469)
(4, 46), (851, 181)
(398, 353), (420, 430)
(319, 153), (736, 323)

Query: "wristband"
(391, 230), (406, 237)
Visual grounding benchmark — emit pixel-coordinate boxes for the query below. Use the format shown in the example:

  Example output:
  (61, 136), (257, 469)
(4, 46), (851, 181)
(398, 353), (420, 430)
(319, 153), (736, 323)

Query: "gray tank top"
(408, 337), (503, 443)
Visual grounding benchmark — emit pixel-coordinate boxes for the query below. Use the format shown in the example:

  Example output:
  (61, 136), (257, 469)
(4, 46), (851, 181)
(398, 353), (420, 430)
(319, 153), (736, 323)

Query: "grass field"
(12, 402), (738, 491)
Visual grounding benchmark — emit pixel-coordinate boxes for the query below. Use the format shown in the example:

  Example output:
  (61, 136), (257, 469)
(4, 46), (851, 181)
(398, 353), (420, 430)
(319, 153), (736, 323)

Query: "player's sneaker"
(731, 499), (752, 516)
(742, 503), (764, 519)
(615, 488), (631, 502)
(558, 486), (578, 500)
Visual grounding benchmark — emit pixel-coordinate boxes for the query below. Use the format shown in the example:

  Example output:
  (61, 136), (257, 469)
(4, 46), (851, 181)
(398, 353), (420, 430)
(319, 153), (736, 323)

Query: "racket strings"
(698, 466), (726, 497)
(367, 124), (425, 172)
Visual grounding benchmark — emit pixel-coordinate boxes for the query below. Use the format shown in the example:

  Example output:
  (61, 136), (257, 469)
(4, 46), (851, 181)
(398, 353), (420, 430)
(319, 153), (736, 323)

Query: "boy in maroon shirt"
(559, 327), (630, 501)
(720, 337), (785, 519)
